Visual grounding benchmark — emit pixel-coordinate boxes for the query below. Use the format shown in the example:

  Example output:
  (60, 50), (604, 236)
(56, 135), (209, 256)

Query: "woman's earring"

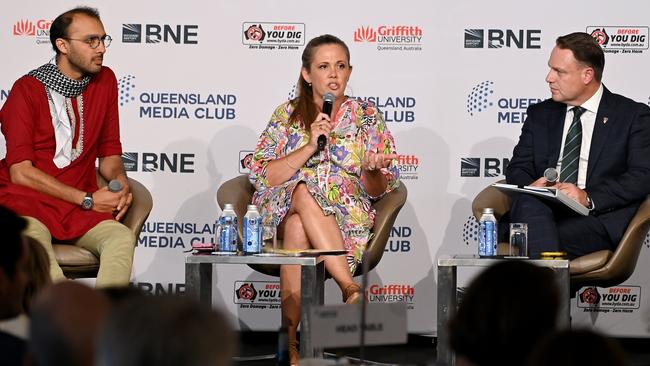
(308, 83), (312, 87)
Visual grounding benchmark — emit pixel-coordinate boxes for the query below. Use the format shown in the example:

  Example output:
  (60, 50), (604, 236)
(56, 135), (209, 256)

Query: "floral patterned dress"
(249, 97), (400, 273)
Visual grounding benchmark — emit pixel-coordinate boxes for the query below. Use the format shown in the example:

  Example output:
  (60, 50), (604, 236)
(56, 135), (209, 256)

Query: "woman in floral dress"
(249, 34), (400, 364)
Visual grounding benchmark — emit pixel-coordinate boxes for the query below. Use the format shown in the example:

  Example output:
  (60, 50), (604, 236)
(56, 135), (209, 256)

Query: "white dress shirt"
(556, 84), (604, 189)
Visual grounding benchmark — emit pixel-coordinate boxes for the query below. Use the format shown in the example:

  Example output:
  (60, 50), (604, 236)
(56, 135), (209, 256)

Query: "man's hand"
(556, 182), (589, 207)
(92, 183), (133, 221)
(528, 176), (551, 187)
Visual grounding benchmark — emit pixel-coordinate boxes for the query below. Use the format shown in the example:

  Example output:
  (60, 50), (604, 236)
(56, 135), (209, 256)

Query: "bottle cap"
(482, 207), (494, 214)
(247, 204), (258, 211)
(224, 203), (234, 210)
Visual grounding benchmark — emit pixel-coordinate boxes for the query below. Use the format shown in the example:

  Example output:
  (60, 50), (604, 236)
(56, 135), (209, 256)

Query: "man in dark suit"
(505, 32), (650, 258)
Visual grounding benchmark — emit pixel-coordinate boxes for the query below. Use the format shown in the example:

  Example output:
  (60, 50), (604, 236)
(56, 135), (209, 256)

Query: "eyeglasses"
(63, 35), (112, 49)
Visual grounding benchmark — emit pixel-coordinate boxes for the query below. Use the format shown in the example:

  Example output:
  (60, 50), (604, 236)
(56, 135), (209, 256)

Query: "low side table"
(185, 253), (326, 359)
(436, 255), (570, 365)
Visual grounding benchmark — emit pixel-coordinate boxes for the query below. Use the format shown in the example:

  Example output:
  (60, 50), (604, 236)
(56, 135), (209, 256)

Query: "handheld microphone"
(108, 179), (122, 193)
(318, 93), (335, 152)
(544, 167), (559, 184)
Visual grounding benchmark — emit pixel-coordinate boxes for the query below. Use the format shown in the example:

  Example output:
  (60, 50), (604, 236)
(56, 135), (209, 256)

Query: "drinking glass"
(509, 223), (528, 257)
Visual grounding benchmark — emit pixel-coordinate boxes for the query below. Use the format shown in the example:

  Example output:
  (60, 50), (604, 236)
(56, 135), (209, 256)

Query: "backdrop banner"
(2, 0), (649, 336)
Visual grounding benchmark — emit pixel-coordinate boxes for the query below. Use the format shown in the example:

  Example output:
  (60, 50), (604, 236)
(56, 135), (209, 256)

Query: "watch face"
(82, 194), (93, 210)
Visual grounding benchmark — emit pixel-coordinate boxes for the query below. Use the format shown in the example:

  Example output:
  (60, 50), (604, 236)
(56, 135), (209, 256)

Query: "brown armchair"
(53, 173), (153, 279)
(472, 180), (650, 290)
(216, 175), (408, 277)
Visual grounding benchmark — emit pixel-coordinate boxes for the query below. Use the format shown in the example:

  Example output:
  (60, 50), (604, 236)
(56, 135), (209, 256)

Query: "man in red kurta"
(0, 7), (134, 287)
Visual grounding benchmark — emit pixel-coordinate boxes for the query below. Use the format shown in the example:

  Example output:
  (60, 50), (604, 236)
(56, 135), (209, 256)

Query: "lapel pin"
(603, 117), (608, 124)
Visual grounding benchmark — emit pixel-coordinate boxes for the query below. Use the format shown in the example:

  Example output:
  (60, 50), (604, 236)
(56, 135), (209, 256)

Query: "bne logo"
(460, 157), (510, 177)
(122, 152), (195, 173)
(465, 29), (541, 49)
(122, 23), (199, 44)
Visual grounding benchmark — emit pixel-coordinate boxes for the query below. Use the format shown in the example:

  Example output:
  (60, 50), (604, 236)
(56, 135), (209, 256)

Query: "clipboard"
(492, 183), (589, 216)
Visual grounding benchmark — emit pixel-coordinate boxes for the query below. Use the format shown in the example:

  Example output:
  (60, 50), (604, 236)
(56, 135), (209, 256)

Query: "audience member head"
(96, 295), (236, 366)
(527, 328), (629, 366)
(449, 260), (560, 366)
(99, 285), (145, 306)
(22, 236), (52, 314)
(29, 281), (110, 366)
(0, 206), (29, 320)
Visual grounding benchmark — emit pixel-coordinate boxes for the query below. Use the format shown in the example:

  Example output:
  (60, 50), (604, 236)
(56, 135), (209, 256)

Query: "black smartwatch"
(81, 192), (93, 210)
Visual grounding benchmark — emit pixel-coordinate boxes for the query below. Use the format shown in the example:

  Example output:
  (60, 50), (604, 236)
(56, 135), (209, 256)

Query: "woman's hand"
(309, 113), (333, 150)
(362, 151), (398, 173)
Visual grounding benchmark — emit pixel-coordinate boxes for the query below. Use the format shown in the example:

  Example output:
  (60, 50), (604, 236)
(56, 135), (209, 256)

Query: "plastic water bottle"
(478, 208), (498, 257)
(243, 204), (262, 254)
(216, 204), (238, 252)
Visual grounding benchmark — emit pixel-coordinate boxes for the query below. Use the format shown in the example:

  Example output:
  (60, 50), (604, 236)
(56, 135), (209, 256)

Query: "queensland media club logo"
(464, 28), (541, 49)
(122, 152), (195, 173)
(122, 23), (198, 44)
(12, 18), (52, 44)
(467, 80), (543, 124)
(588, 26), (649, 54)
(242, 22), (305, 50)
(460, 157), (510, 177)
(117, 74), (237, 120)
(239, 150), (254, 174)
(117, 75), (136, 107)
(353, 25), (423, 51)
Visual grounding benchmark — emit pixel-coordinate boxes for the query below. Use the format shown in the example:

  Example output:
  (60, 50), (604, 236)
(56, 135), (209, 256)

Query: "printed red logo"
(13, 20), (36, 36)
(354, 26), (377, 42)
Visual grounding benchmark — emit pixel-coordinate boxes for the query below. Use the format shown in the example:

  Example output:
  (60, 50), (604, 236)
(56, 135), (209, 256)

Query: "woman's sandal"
(343, 283), (363, 304)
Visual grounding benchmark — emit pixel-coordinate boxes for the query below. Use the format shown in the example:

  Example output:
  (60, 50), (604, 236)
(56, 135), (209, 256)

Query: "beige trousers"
(24, 217), (135, 288)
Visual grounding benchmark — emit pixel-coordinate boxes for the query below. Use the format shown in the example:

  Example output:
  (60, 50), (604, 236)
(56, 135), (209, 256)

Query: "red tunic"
(0, 66), (122, 240)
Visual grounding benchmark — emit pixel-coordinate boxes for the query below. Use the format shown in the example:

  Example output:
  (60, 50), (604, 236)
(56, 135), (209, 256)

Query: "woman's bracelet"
(284, 156), (299, 170)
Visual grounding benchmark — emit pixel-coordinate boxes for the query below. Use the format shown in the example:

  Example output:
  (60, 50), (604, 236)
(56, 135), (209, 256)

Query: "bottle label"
(243, 216), (262, 254)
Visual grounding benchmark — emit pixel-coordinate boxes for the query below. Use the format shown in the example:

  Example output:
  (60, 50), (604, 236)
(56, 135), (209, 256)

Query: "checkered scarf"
(27, 63), (90, 98)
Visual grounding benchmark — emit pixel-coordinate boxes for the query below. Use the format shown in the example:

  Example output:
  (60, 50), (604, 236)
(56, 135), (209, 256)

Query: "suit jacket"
(506, 86), (650, 243)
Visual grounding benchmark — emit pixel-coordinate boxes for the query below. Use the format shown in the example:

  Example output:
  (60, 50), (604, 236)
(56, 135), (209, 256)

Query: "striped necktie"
(559, 106), (585, 184)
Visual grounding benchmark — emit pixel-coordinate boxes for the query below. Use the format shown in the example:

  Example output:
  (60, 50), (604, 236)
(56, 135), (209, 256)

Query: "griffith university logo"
(354, 26), (377, 42)
(117, 75), (137, 107)
(466, 80), (495, 116)
(353, 25), (423, 51)
(13, 20), (36, 36)
(12, 18), (52, 44)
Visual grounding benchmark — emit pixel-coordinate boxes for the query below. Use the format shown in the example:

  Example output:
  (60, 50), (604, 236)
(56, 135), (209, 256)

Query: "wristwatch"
(81, 192), (93, 210)
(586, 195), (594, 210)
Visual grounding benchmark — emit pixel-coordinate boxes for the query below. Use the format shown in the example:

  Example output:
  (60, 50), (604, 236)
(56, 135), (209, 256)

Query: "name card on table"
(309, 302), (407, 348)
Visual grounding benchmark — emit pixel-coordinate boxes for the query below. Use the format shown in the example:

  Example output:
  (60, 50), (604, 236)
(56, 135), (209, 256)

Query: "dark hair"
(556, 32), (605, 82)
(527, 328), (629, 366)
(96, 295), (235, 366)
(0, 205), (27, 279)
(49, 6), (101, 54)
(449, 261), (560, 366)
(290, 34), (351, 129)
